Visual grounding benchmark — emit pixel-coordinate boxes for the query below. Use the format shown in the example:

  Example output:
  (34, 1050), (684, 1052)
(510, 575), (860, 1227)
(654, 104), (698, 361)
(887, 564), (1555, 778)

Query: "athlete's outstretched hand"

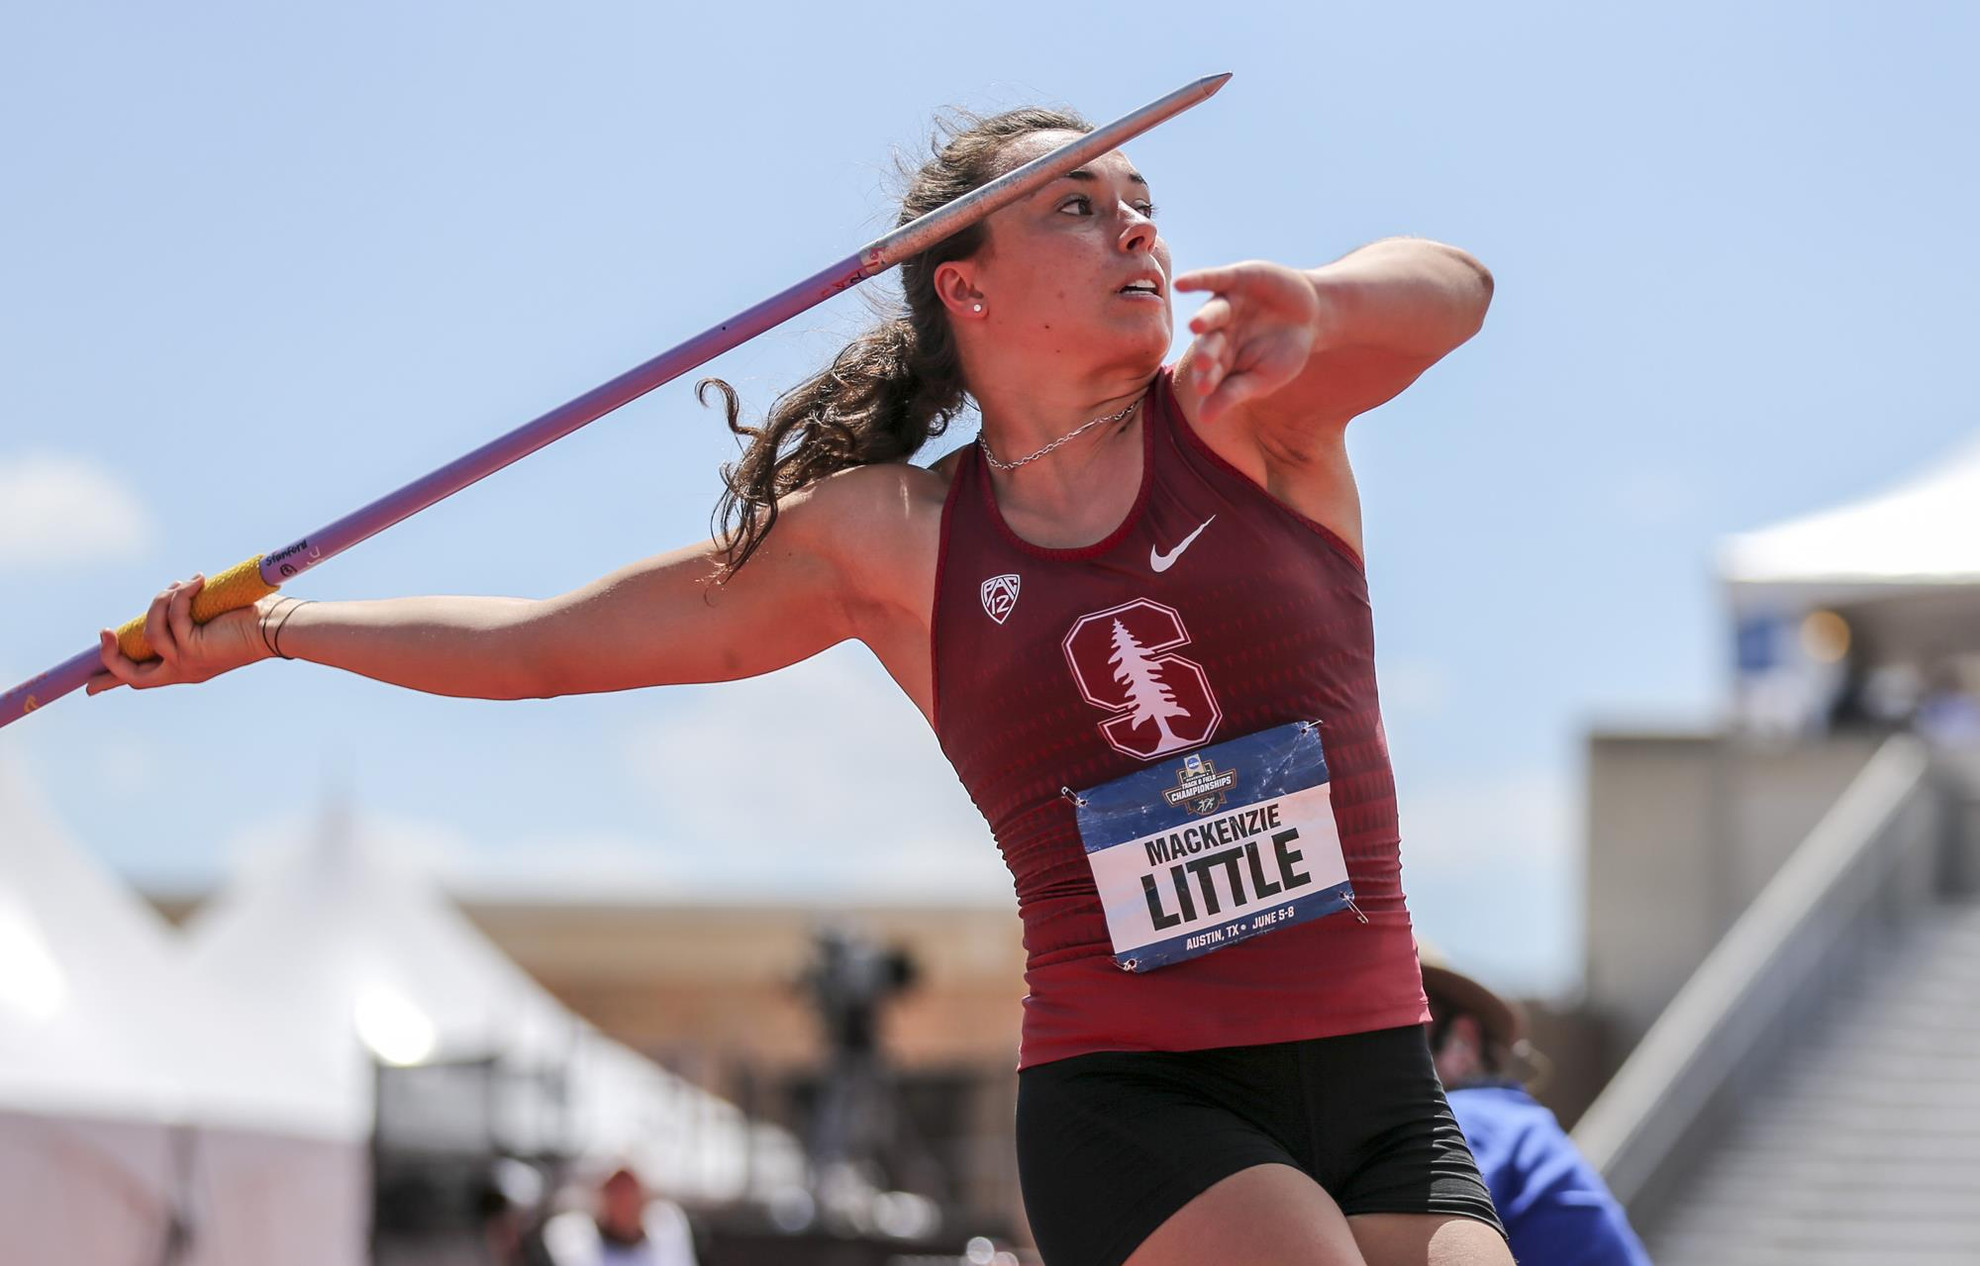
(88, 575), (272, 696)
(1175, 261), (1324, 426)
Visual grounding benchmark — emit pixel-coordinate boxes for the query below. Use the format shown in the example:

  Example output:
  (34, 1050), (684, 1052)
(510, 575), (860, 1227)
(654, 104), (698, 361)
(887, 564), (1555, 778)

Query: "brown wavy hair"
(701, 105), (1093, 576)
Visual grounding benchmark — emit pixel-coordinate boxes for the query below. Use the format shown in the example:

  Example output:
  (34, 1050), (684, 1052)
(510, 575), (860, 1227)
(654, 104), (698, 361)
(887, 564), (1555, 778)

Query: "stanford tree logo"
(1062, 599), (1221, 760)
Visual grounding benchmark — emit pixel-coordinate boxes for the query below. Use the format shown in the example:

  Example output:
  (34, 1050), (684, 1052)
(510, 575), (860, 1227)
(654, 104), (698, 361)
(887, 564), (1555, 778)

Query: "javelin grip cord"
(112, 555), (279, 664)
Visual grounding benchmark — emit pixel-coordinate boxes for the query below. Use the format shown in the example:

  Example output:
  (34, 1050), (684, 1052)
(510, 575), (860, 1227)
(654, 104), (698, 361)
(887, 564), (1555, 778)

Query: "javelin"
(1, 73), (1230, 730)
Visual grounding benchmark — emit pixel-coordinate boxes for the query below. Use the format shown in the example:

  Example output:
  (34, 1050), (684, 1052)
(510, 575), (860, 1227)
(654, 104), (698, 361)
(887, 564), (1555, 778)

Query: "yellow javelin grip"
(114, 555), (280, 662)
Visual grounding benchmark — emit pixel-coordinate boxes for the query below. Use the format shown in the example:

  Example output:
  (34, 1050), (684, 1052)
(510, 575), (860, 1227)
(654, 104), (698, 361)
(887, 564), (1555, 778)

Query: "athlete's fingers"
(86, 667), (125, 697)
(1202, 365), (1225, 401)
(1201, 369), (1276, 424)
(146, 584), (181, 663)
(1174, 264), (1244, 294)
(1193, 329), (1231, 372)
(102, 623), (174, 690)
(168, 574), (204, 651)
(1188, 296), (1234, 335)
(1192, 333), (1231, 396)
(92, 630), (142, 692)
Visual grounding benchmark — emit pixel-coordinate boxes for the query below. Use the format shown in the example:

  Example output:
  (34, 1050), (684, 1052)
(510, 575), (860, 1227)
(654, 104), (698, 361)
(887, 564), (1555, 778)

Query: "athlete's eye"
(1135, 202), (1159, 220)
(1058, 195), (1093, 216)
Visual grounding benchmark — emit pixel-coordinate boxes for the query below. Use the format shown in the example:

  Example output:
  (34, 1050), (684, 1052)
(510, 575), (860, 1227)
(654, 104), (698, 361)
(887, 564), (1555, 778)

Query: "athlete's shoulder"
(768, 460), (947, 603)
(787, 457), (950, 533)
(775, 460), (947, 637)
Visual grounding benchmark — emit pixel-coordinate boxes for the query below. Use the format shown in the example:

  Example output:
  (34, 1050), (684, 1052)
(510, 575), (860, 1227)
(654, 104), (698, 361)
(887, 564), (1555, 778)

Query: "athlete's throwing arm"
(87, 460), (946, 716)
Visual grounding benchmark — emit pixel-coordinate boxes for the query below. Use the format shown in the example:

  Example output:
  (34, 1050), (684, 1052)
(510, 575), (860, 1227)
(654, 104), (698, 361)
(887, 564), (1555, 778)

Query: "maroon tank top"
(931, 365), (1428, 1068)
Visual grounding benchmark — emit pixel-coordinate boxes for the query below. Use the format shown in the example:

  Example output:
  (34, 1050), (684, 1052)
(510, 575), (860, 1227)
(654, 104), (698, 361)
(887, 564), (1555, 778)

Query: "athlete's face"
(939, 132), (1173, 373)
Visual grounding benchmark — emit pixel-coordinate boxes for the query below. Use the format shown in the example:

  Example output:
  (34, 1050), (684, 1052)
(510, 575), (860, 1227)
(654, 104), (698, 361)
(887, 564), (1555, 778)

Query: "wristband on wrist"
(269, 598), (313, 660)
(258, 597), (310, 661)
(257, 599), (287, 659)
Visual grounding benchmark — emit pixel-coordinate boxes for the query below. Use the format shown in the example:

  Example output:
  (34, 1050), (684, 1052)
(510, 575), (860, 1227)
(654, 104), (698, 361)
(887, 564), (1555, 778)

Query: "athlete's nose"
(1118, 205), (1158, 256)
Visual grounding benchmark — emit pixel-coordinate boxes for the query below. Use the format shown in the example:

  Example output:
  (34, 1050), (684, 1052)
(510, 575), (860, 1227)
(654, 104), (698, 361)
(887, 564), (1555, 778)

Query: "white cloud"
(0, 453), (152, 568)
(619, 645), (1012, 903)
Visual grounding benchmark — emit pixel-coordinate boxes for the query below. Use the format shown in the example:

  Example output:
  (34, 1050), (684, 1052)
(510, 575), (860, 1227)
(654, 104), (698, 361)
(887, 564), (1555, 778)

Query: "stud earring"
(972, 303), (983, 313)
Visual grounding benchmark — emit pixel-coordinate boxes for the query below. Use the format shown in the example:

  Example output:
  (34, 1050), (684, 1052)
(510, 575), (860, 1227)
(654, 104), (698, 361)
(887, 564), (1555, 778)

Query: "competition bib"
(1070, 721), (1358, 973)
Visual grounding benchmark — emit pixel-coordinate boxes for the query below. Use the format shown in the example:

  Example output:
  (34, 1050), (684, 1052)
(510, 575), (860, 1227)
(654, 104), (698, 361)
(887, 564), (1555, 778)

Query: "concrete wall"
(1583, 730), (1880, 1052)
(1942, 747), (1980, 893)
(1583, 733), (1733, 1052)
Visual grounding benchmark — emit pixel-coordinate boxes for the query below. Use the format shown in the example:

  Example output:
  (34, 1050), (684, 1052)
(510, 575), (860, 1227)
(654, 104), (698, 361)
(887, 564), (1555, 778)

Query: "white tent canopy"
(0, 761), (366, 1266)
(1719, 433), (1980, 736)
(0, 764), (198, 1125)
(184, 800), (801, 1202)
(1720, 434), (1980, 603)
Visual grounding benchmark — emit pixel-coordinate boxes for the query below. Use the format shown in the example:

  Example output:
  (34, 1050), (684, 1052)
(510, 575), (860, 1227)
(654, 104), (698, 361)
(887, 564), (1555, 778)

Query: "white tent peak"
(1720, 429), (1980, 595)
(187, 799), (801, 1199)
(0, 758), (357, 1139)
(0, 758), (183, 1122)
(1, 760), (367, 1266)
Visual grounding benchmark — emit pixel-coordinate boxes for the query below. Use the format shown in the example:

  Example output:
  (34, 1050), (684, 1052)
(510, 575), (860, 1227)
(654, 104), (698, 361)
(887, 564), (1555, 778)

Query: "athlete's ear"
(933, 260), (985, 320)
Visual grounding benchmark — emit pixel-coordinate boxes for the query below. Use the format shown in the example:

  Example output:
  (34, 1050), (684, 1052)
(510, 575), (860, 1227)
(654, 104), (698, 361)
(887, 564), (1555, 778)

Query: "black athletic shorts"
(1014, 1024), (1504, 1266)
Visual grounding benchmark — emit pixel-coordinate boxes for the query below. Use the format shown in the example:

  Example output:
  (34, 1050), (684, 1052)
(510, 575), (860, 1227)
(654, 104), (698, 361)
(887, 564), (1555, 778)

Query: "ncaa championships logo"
(1162, 752), (1238, 815)
(980, 574), (1020, 624)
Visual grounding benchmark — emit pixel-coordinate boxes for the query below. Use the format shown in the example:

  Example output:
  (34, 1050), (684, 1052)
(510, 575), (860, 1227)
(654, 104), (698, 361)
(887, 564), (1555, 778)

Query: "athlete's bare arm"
(508, 461), (944, 701)
(1171, 240), (1492, 554)
(89, 461), (951, 714)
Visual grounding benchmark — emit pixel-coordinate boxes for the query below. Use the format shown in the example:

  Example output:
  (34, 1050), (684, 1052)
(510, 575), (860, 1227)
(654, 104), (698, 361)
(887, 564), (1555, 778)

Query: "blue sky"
(3, 2), (1975, 994)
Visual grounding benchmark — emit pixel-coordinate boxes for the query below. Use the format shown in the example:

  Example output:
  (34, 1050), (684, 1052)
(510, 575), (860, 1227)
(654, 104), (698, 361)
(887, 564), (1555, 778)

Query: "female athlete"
(91, 106), (1506, 1266)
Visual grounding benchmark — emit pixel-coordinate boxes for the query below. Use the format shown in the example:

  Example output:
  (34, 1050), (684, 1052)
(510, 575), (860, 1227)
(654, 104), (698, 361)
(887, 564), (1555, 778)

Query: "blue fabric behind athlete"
(1447, 1084), (1650, 1266)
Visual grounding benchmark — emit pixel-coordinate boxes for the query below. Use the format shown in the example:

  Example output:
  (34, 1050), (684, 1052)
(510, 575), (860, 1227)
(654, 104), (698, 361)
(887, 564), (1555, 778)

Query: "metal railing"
(1571, 734), (1947, 1223)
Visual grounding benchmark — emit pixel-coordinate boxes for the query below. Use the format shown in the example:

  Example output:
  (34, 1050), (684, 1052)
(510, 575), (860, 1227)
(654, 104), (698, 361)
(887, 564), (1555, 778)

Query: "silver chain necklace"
(977, 395), (1144, 472)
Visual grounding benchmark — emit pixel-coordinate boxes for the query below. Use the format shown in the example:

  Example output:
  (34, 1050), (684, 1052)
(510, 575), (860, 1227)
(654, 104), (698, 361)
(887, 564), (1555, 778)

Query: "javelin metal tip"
(1199, 72), (1234, 94)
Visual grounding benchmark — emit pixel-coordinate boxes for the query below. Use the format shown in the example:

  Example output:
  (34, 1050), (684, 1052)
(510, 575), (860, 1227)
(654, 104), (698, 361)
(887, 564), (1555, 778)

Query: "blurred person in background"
(477, 1158), (548, 1265)
(539, 1164), (698, 1266)
(1420, 946), (1649, 1266)
(1916, 659), (1980, 745)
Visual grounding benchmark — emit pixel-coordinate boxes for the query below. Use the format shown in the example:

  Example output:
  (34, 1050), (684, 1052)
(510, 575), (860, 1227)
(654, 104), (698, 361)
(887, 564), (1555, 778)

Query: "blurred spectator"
(476, 1158), (546, 1265)
(539, 1165), (698, 1266)
(1916, 661), (1980, 745)
(1420, 944), (1650, 1266)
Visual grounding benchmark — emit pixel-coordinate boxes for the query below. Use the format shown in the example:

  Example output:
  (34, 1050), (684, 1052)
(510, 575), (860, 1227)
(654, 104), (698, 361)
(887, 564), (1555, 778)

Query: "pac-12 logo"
(980, 574), (1020, 624)
(1062, 599), (1221, 760)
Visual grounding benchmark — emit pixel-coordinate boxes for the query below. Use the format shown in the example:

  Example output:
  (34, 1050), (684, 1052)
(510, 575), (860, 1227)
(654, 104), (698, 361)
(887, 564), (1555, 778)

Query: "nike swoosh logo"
(1151, 516), (1216, 573)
